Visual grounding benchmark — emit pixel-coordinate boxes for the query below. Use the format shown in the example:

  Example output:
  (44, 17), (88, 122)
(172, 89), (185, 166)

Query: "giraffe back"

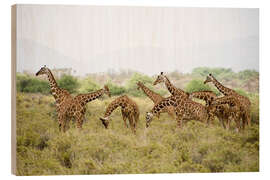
(190, 90), (217, 106)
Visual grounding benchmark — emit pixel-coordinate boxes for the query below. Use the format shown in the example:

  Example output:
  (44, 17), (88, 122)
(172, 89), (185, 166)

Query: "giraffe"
(136, 81), (175, 118)
(36, 66), (110, 132)
(189, 90), (243, 130)
(67, 85), (111, 130)
(36, 66), (73, 131)
(153, 72), (189, 98)
(99, 95), (139, 134)
(189, 90), (217, 106)
(189, 90), (229, 127)
(204, 73), (251, 129)
(210, 95), (243, 131)
(145, 95), (212, 128)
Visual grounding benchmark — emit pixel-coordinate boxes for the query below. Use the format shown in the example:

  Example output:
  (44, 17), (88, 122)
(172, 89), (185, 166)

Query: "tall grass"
(16, 93), (259, 175)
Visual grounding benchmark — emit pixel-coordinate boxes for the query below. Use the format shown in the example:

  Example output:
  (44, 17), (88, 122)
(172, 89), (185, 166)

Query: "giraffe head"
(204, 73), (215, 84)
(36, 65), (49, 76)
(145, 112), (154, 128)
(153, 72), (166, 85)
(99, 116), (110, 129)
(103, 85), (111, 97)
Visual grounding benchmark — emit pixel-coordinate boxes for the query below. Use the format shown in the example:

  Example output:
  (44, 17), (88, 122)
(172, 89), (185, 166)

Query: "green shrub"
(237, 70), (259, 81)
(16, 93), (259, 175)
(58, 75), (79, 93)
(125, 72), (155, 97)
(16, 74), (50, 94)
(249, 94), (259, 124)
(78, 76), (100, 93)
(106, 81), (126, 96)
(234, 88), (249, 97)
(192, 67), (235, 78)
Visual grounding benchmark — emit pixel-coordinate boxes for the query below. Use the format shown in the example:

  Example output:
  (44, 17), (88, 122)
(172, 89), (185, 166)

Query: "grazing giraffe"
(36, 66), (110, 132)
(145, 95), (212, 128)
(204, 73), (251, 129)
(136, 81), (175, 118)
(100, 95), (139, 134)
(153, 72), (189, 98)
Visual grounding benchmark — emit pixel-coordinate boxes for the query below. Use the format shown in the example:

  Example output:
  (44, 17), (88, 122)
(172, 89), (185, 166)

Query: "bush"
(237, 70), (259, 81)
(58, 75), (79, 93)
(106, 81), (126, 96)
(16, 93), (259, 175)
(16, 74), (50, 94)
(78, 77), (101, 93)
(234, 88), (249, 97)
(249, 94), (259, 124)
(185, 79), (220, 95)
(191, 67), (234, 78)
(125, 72), (155, 97)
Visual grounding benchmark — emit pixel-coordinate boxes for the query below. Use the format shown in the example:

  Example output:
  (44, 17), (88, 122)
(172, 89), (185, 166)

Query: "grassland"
(16, 92), (259, 175)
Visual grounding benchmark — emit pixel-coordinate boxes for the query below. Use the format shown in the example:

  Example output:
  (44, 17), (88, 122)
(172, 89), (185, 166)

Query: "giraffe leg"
(225, 118), (231, 130)
(58, 113), (66, 132)
(219, 118), (226, 129)
(128, 116), (136, 134)
(246, 106), (251, 126)
(134, 113), (139, 130)
(121, 109), (128, 128)
(167, 107), (175, 119)
(75, 113), (84, 130)
(241, 116), (246, 131)
(63, 116), (70, 132)
(175, 112), (183, 128)
(234, 116), (241, 133)
(207, 112), (215, 126)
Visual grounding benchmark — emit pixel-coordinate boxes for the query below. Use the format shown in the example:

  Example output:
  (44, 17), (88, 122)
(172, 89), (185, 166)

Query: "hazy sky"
(16, 5), (259, 76)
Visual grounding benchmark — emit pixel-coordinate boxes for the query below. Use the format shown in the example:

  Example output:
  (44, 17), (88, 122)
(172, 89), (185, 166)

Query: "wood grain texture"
(11, 4), (17, 175)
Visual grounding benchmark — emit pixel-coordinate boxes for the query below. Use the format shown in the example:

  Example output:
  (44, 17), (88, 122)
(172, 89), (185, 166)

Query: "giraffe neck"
(104, 98), (125, 117)
(138, 84), (162, 103)
(164, 76), (186, 96)
(46, 69), (61, 100)
(80, 89), (105, 106)
(190, 91), (216, 105)
(151, 96), (177, 116)
(211, 77), (235, 96)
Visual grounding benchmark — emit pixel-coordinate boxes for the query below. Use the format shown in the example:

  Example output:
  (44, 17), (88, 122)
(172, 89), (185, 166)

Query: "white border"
(0, 0), (268, 180)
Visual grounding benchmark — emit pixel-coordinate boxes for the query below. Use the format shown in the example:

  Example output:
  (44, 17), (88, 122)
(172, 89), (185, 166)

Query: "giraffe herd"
(36, 66), (251, 133)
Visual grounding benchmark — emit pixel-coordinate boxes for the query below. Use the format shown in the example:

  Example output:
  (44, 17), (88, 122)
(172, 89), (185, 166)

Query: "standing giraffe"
(99, 95), (139, 134)
(145, 95), (212, 128)
(204, 73), (251, 128)
(36, 66), (73, 131)
(189, 90), (217, 106)
(153, 72), (189, 98)
(136, 81), (175, 118)
(189, 90), (229, 127)
(211, 96), (242, 131)
(67, 85), (111, 130)
(36, 66), (110, 132)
